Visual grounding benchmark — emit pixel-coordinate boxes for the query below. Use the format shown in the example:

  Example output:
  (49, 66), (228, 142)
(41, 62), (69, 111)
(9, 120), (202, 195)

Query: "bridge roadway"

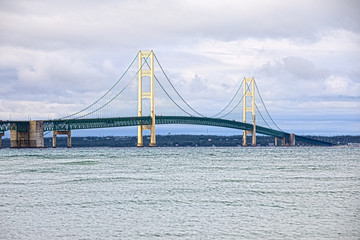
(1, 116), (332, 146)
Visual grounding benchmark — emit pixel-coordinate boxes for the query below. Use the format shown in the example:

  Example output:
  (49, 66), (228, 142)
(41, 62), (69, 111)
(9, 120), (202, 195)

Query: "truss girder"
(43, 117), (152, 131)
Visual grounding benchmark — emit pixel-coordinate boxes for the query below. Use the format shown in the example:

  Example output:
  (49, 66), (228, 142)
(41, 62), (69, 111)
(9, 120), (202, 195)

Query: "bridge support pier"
(275, 137), (287, 146)
(288, 133), (295, 146)
(53, 130), (71, 148)
(275, 137), (281, 146)
(275, 134), (295, 146)
(0, 132), (4, 148)
(10, 121), (44, 148)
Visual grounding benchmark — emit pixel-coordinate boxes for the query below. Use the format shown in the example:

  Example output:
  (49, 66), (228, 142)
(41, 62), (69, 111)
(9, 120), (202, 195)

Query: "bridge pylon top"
(139, 50), (153, 56)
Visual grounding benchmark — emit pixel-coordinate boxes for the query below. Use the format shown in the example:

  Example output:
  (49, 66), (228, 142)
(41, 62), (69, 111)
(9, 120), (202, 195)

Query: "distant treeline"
(2, 135), (360, 148)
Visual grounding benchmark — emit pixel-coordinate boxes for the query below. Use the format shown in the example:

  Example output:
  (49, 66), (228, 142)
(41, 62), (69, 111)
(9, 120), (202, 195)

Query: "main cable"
(154, 75), (195, 116)
(255, 103), (272, 129)
(74, 54), (150, 119)
(60, 52), (139, 120)
(142, 57), (196, 116)
(210, 79), (244, 118)
(217, 82), (251, 119)
(154, 53), (205, 117)
(75, 76), (135, 119)
(254, 81), (283, 131)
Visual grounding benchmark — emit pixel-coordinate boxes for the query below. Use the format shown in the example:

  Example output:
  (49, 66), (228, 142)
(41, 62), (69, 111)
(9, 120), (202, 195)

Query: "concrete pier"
(275, 134), (295, 146)
(289, 133), (296, 146)
(275, 137), (280, 146)
(29, 121), (44, 147)
(10, 122), (29, 147)
(53, 130), (71, 148)
(0, 132), (4, 148)
(275, 137), (286, 146)
(10, 121), (44, 148)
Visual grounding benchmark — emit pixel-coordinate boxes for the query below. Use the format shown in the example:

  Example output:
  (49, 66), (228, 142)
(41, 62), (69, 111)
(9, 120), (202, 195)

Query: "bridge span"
(0, 116), (332, 148)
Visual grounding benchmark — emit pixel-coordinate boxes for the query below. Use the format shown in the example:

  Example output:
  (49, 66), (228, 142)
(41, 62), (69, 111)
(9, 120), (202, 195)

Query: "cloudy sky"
(1, 0), (359, 136)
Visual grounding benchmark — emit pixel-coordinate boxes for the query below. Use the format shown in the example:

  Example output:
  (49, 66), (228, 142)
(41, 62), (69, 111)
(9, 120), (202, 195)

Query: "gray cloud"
(0, 0), (359, 134)
(281, 56), (329, 80)
(1, 0), (359, 48)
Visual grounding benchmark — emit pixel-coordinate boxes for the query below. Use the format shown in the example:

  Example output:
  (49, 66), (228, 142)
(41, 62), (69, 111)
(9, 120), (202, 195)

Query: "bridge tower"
(242, 77), (256, 146)
(137, 50), (156, 147)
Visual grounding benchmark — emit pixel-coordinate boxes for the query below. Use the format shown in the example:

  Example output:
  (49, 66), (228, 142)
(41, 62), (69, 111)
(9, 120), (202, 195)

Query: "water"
(0, 147), (359, 239)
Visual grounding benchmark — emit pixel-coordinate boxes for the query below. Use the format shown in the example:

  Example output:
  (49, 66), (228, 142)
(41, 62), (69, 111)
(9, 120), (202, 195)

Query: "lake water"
(0, 147), (359, 239)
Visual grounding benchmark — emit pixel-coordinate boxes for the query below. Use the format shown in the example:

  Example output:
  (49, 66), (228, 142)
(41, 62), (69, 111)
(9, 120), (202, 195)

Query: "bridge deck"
(0, 116), (332, 146)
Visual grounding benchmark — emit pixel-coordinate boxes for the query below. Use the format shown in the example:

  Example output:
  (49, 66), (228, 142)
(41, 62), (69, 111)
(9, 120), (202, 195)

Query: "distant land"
(2, 135), (360, 148)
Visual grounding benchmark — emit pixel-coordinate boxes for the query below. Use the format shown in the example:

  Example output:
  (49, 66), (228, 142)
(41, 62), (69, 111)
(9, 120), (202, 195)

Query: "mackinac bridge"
(0, 51), (332, 148)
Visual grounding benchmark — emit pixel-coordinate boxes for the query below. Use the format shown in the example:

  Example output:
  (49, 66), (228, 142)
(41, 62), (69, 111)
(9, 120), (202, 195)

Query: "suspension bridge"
(0, 50), (332, 148)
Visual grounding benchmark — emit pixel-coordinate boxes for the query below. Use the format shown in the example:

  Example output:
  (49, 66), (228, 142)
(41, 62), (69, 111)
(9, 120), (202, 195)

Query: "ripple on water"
(0, 146), (359, 239)
(59, 160), (99, 165)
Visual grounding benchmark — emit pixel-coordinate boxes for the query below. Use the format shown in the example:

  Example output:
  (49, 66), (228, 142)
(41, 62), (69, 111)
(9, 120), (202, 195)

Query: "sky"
(0, 0), (359, 137)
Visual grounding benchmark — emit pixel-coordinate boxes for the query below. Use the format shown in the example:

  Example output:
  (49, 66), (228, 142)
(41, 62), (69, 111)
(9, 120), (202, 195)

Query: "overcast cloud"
(0, 0), (359, 135)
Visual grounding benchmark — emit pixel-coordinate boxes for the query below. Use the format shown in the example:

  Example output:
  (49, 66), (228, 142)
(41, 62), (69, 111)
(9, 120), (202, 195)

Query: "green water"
(0, 147), (359, 239)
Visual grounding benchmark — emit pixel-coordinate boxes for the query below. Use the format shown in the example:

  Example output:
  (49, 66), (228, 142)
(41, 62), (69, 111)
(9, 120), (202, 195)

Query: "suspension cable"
(142, 57), (200, 116)
(154, 75), (195, 116)
(255, 103), (272, 128)
(61, 52), (139, 119)
(153, 53), (205, 117)
(254, 81), (283, 131)
(75, 77), (135, 119)
(217, 82), (251, 119)
(58, 53), (148, 122)
(220, 83), (250, 118)
(74, 54), (150, 119)
(210, 79), (243, 118)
